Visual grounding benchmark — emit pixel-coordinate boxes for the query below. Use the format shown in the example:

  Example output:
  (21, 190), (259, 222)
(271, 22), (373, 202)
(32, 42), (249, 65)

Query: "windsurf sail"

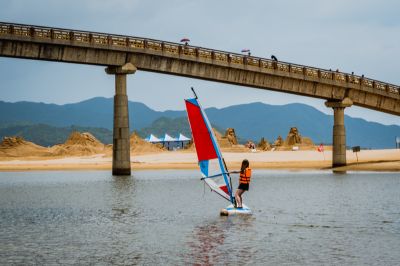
(185, 89), (234, 203)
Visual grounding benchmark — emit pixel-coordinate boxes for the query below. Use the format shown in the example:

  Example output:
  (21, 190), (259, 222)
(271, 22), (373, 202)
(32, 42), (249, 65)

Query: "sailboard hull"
(220, 204), (252, 216)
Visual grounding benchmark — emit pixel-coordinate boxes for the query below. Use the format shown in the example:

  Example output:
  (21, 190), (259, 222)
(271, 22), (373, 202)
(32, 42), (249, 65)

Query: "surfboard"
(220, 204), (252, 216)
(185, 88), (251, 216)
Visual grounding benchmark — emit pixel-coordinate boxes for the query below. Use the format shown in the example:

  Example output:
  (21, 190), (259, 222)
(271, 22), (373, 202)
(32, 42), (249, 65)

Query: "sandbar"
(0, 149), (398, 172)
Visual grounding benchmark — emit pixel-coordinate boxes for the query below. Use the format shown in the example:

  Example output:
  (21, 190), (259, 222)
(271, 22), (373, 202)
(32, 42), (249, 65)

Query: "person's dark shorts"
(238, 183), (249, 191)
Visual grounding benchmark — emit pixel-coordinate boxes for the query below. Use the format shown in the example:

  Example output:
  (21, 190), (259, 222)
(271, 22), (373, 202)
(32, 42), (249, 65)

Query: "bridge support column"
(325, 98), (353, 168)
(106, 63), (137, 175)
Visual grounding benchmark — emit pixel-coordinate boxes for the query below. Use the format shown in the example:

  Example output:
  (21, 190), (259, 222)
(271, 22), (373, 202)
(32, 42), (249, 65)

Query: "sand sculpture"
(212, 128), (249, 152)
(257, 137), (271, 151)
(271, 127), (314, 150)
(0, 126), (317, 159)
(213, 128), (240, 148)
(130, 132), (165, 153)
(51, 132), (110, 156)
(225, 128), (238, 145)
(213, 129), (228, 147)
(274, 135), (283, 146)
(0, 131), (168, 159)
(285, 127), (302, 145)
(283, 127), (314, 147)
(0, 136), (52, 157)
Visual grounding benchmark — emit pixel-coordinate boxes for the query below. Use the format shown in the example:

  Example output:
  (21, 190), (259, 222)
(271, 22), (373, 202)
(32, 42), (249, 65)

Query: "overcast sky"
(0, 0), (399, 125)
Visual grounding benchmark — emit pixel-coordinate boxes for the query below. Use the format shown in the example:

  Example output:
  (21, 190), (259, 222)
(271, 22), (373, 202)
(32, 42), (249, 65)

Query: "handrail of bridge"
(0, 22), (399, 96)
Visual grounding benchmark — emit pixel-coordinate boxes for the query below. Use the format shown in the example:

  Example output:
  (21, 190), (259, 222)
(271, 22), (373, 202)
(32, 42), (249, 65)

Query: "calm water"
(0, 170), (399, 265)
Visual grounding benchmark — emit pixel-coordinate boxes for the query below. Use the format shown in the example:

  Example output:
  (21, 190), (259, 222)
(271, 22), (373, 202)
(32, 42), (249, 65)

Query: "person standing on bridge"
(232, 159), (252, 209)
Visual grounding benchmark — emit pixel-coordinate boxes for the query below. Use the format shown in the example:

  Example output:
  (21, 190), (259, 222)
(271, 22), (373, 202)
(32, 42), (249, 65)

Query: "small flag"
(317, 144), (324, 152)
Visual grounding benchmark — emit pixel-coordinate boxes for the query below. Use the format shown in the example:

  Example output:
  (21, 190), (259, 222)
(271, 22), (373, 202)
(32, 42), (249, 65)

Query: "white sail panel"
(199, 158), (230, 200)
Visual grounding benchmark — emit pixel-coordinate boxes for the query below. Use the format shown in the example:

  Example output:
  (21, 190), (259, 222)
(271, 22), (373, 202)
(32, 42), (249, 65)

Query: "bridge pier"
(325, 98), (353, 168)
(106, 63), (137, 175)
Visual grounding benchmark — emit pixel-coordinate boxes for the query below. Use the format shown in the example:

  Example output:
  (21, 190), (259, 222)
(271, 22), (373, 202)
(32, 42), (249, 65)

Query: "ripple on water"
(0, 170), (400, 265)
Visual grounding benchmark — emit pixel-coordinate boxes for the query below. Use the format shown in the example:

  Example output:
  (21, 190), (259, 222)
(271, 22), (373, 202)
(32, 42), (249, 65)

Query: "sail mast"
(187, 88), (234, 204)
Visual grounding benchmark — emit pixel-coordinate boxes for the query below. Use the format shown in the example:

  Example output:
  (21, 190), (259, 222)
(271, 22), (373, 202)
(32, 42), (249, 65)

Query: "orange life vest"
(239, 168), (252, 184)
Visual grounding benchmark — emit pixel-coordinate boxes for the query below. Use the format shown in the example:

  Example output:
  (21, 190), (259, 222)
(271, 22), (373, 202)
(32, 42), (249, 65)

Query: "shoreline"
(0, 149), (399, 172)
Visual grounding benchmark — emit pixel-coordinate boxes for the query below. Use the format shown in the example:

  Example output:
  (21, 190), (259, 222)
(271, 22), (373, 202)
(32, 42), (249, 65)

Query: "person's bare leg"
(235, 189), (244, 208)
(238, 190), (244, 207)
(235, 190), (240, 207)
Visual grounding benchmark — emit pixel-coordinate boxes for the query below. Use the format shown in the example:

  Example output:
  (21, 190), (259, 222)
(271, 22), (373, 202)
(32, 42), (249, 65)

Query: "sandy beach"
(0, 149), (398, 172)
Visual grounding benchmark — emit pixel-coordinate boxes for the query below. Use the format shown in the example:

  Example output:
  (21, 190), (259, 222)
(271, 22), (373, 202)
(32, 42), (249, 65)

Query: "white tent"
(177, 133), (191, 141)
(176, 133), (191, 149)
(146, 134), (162, 143)
(162, 133), (177, 150)
(146, 133), (191, 150)
(162, 133), (177, 142)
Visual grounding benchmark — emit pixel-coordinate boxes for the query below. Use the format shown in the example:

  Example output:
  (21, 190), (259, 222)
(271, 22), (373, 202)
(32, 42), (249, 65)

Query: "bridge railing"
(0, 22), (399, 95)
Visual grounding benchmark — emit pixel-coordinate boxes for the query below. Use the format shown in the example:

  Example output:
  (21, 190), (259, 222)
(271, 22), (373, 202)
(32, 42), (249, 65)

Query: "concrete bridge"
(1, 22), (399, 174)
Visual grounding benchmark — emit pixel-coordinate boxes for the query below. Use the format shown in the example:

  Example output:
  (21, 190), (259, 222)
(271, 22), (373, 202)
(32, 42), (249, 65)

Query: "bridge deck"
(0, 22), (399, 116)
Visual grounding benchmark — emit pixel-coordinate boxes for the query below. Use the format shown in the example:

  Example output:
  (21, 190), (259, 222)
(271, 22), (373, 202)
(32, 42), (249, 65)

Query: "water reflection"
(111, 175), (136, 195)
(332, 170), (347, 174)
(186, 218), (227, 265)
(108, 176), (142, 265)
(227, 216), (259, 263)
(186, 215), (256, 264)
(111, 176), (136, 219)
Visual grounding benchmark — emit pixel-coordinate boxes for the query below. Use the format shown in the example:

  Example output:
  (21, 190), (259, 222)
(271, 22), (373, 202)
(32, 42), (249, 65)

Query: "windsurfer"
(234, 159), (251, 209)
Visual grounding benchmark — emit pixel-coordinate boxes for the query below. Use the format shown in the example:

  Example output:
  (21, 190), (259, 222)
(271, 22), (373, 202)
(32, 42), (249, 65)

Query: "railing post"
(30, 27), (35, 37)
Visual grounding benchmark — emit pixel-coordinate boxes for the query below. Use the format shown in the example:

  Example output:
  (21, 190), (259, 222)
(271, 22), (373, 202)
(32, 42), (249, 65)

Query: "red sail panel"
(219, 185), (229, 194)
(185, 100), (218, 161)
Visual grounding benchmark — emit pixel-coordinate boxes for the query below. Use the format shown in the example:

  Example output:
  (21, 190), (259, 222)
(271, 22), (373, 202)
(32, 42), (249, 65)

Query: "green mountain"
(206, 103), (399, 149)
(137, 117), (191, 139)
(0, 124), (112, 146)
(0, 98), (399, 149)
(137, 117), (226, 140)
(0, 97), (182, 130)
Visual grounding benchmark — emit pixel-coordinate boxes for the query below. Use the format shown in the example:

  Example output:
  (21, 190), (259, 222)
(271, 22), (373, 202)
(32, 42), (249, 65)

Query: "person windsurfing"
(185, 87), (252, 215)
(233, 159), (252, 209)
